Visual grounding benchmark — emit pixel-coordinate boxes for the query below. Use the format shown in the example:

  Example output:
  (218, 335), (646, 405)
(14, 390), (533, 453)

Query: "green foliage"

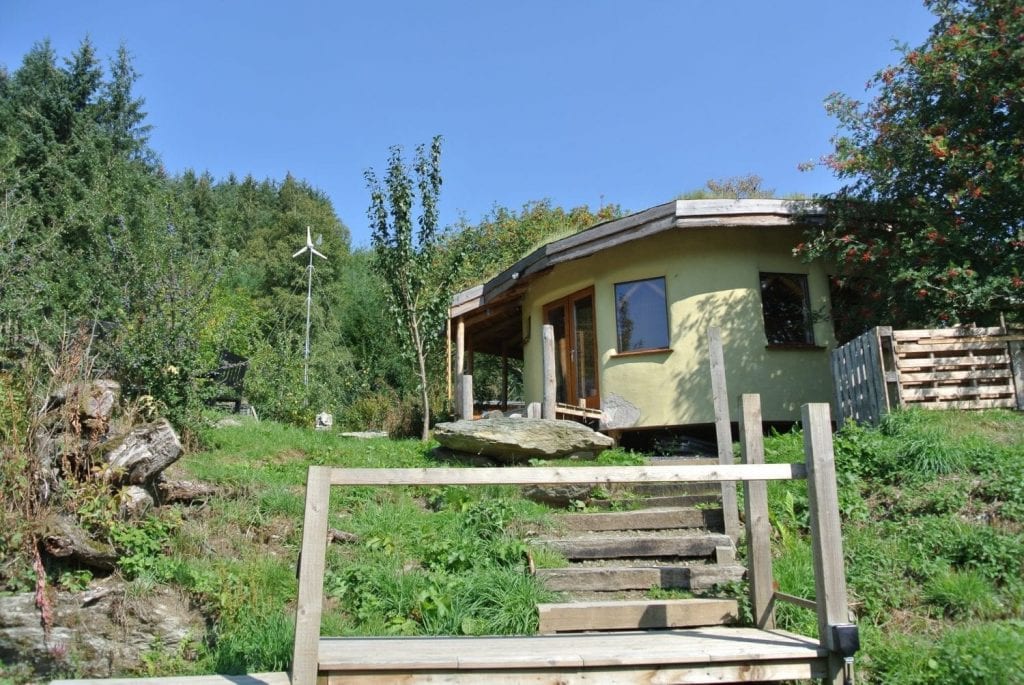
(677, 174), (776, 200)
(805, 0), (1024, 336)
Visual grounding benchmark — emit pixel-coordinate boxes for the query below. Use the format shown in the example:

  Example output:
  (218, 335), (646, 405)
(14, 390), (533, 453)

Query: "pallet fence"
(833, 325), (1024, 426)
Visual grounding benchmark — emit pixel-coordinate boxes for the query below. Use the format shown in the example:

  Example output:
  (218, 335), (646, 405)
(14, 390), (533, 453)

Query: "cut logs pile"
(32, 380), (216, 570)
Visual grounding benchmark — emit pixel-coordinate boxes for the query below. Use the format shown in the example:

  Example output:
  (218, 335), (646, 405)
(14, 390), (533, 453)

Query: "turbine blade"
(292, 246), (308, 258)
(311, 247), (327, 259)
(306, 226), (314, 247)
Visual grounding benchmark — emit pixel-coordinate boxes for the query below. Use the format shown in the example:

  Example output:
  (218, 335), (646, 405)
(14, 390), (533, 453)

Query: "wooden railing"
(291, 402), (853, 685)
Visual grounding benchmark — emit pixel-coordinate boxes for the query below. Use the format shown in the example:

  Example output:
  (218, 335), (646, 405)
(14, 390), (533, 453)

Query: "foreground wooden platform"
(55, 628), (826, 685)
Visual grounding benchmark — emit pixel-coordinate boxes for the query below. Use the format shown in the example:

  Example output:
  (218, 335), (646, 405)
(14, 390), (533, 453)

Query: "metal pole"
(304, 249), (313, 387)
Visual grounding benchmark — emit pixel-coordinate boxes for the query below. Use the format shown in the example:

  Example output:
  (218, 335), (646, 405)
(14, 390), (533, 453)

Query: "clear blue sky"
(3, 1), (935, 247)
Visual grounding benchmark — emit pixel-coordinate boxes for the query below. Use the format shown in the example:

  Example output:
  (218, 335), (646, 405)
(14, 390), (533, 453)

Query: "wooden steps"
(537, 598), (738, 633)
(536, 563), (746, 592)
(551, 506), (724, 531)
(588, 493), (719, 509)
(533, 467), (743, 634)
(539, 531), (732, 560)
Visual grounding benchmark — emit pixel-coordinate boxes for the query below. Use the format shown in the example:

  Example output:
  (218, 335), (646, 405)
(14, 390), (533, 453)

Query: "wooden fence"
(832, 325), (1024, 426)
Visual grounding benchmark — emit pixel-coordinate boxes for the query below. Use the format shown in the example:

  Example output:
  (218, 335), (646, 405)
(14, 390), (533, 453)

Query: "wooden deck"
(315, 627), (827, 682)
(55, 628), (826, 685)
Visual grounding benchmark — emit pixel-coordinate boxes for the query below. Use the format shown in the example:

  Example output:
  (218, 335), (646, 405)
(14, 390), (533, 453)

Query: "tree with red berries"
(804, 0), (1024, 340)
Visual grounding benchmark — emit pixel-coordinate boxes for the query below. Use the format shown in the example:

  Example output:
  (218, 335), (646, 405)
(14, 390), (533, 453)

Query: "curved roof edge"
(451, 198), (823, 316)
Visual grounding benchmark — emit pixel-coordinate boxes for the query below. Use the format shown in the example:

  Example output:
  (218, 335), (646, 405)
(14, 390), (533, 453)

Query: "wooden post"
(739, 394), (775, 630)
(460, 374), (474, 420)
(802, 403), (851, 685)
(708, 326), (740, 543)
(455, 318), (465, 418)
(542, 324), (556, 420)
(501, 343), (509, 411)
(291, 466), (331, 685)
(446, 317), (452, 403)
(1009, 341), (1024, 410)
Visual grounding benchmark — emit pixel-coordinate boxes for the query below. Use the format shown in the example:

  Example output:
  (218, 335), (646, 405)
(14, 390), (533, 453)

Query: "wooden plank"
(891, 326), (1007, 340)
(292, 467), (332, 685)
(588, 493), (720, 509)
(900, 384), (1013, 399)
(880, 327), (904, 412)
(538, 533), (732, 560)
(897, 340), (1008, 354)
(896, 354), (1010, 370)
(774, 591), (817, 612)
(454, 317), (465, 412)
(537, 598), (738, 633)
(326, 463), (807, 486)
(323, 660), (826, 684)
(316, 627), (827, 670)
(542, 324), (556, 419)
(1009, 341), (1024, 410)
(551, 507), (723, 532)
(864, 328), (885, 424)
(906, 398), (1016, 410)
(740, 394), (775, 630)
(898, 368), (1011, 382)
(830, 348), (846, 427)
(535, 564), (745, 592)
(801, 403), (850, 685)
(708, 326), (740, 544)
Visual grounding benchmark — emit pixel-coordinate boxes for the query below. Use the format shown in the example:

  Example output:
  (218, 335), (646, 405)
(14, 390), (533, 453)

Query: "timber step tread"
(552, 506), (723, 532)
(315, 627), (827, 670)
(537, 532), (732, 560)
(536, 563), (746, 592)
(537, 597), (738, 633)
(588, 493), (718, 509)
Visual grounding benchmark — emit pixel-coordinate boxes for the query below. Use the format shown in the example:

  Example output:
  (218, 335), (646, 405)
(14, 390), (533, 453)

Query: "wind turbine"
(293, 226), (327, 387)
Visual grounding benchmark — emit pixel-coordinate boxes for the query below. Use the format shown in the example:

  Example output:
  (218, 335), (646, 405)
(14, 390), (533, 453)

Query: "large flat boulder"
(433, 418), (613, 463)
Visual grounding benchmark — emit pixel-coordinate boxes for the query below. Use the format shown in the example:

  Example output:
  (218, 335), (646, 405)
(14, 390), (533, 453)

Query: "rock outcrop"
(0, 579), (205, 679)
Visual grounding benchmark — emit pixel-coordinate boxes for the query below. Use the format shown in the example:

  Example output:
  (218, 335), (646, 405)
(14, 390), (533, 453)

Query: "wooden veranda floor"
(53, 627), (827, 684)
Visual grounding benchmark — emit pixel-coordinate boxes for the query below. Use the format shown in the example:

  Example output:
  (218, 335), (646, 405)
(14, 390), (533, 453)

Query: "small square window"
(760, 273), (814, 346)
(615, 277), (670, 352)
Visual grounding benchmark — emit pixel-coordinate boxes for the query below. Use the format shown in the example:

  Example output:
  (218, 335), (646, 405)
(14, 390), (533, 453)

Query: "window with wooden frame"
(759, 272), (814, 346)
(614, 277), (670, 353)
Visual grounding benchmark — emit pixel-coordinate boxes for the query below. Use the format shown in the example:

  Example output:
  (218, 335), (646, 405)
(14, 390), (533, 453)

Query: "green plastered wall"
(521, 225), (836, 426)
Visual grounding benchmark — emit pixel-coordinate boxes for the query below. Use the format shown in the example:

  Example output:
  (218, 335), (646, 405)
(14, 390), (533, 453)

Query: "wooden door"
(543, 287), (600, 408)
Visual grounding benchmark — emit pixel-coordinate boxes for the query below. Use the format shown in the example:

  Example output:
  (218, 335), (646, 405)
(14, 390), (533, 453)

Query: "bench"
(204, 350), (249, 413)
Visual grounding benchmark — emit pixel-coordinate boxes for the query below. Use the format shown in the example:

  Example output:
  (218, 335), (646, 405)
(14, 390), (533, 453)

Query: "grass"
(758, 408), (1024, 683)
(119, 416), (557, 675)
(6, 407), (1023, 683)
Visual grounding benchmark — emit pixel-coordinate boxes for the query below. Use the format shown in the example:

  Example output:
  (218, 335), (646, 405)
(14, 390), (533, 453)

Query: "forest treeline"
(0, 39), (619, 435)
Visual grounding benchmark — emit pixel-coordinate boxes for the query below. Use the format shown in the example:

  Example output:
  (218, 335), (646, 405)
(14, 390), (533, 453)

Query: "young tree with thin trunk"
(366, 136), (460, 441)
